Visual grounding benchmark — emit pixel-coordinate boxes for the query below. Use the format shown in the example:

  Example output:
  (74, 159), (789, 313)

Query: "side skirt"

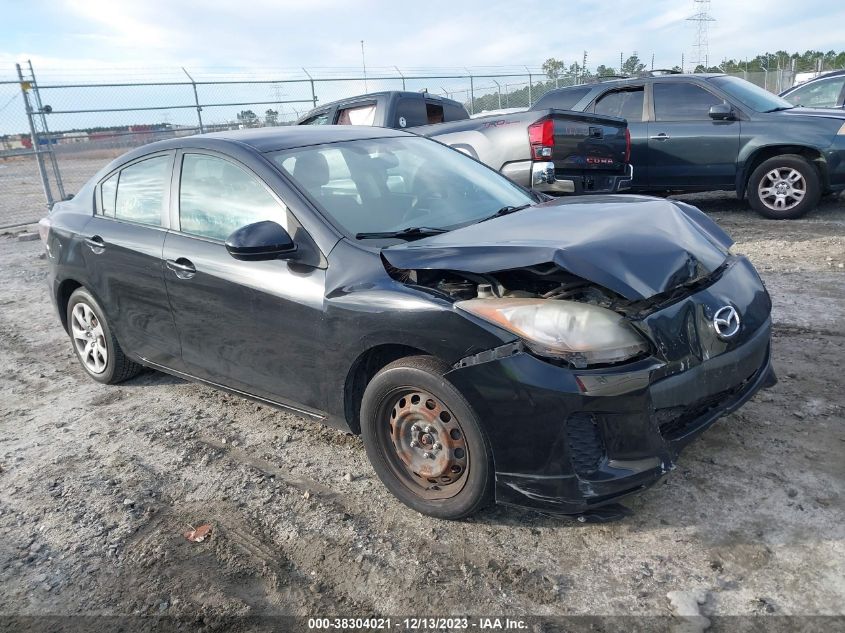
(138, 357), (327, 421)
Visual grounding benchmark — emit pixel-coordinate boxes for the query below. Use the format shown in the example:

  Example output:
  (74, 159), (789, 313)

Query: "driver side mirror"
(225, 220), (297, 261)
(709, 104), (735, 120)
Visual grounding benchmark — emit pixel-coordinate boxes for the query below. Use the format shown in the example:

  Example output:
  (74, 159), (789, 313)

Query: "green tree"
(542, 58), (566, 80)
(621, 54), (646, 76)
(264, 109), (279, 126)
(236, 110), (258, 128)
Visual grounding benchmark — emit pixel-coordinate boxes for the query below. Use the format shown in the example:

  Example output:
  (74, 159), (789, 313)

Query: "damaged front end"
(381, 242), (776, 518)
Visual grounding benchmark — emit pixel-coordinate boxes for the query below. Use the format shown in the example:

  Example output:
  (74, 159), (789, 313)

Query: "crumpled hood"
(381, 196), (733, 301)
(779, 107), (845, 121)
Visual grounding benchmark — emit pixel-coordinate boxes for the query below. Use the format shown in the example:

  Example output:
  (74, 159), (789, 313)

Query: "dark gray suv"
(533, 74), (845, 218)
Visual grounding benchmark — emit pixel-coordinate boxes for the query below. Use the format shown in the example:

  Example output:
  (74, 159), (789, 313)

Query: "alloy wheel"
(758, 167), (806, 211)
(71, 302), (108, 374)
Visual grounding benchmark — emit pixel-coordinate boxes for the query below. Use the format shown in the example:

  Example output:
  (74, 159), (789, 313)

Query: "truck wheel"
(748, 154), (821, 219)
(360, 355), (494, 519)
(67, 287), (143, 384)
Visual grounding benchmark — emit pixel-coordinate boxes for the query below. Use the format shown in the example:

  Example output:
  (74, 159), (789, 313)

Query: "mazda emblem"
(713, 305), (741, 339)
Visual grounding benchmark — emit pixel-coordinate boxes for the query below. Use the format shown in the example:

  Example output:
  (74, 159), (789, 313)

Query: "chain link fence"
(1, 62), (842, 228)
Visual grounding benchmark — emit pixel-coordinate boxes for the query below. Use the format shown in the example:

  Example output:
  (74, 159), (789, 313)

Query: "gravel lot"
(0, 193), (843, 630)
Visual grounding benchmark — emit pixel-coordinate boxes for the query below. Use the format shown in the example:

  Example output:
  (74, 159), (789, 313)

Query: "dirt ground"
(0, 193), (843, 630)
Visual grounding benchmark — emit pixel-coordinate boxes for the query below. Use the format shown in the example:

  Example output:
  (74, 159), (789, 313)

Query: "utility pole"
(361, 40), (368, 92)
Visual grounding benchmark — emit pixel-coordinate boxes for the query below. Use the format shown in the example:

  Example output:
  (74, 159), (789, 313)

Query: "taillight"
(528, 118), (554, 160)
(38, 217), (51, 245)
(624, 127), (631, 164)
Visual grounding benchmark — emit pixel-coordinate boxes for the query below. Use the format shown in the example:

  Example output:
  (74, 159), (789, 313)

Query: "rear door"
(83, 152), (182, 367)
(647, 81), (740, 188)
(591, 85), (647, 186)
(162, 150), (326, 411)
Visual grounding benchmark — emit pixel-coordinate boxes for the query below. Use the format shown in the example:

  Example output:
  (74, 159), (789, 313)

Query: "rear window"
(534, 87), (591, 110)
(395, 98), (428, 128)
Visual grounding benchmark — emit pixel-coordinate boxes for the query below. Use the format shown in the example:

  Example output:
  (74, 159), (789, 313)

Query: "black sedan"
(40, 126), (776, 520)
(532, 73), (845, 219)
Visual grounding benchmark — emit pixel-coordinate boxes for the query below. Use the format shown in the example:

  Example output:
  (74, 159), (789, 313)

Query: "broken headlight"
(456, 298), (647, 367)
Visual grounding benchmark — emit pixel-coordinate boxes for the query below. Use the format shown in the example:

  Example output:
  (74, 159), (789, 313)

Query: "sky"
(1, 0), (844, 134)
(2, 0), (845, 79)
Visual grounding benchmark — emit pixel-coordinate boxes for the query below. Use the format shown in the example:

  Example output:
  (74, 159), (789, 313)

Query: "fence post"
(492, 80), (502, 109)
(27, 60), (64, 200)
(464, 69), (474, 114)
(525, 66), (533, 106)
(394, 66), (406, 91)
(181, 67), (204, 134)
(302, 68), (317, 108)
(16, 63), (53, 208)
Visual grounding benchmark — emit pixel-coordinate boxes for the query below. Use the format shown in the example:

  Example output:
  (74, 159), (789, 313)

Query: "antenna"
(687, 0), (715, 71)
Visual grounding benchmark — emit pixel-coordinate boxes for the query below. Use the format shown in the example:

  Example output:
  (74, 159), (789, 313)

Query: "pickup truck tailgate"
(539, 109), (629, 174)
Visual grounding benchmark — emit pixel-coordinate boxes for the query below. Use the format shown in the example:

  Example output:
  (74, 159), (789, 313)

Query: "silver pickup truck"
(296, 91), (633, 195)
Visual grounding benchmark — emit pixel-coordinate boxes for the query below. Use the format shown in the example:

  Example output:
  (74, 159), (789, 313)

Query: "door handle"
(165, 258), (196, 279)
(84, 235), (105, 253)
(649, 133), (671, 140)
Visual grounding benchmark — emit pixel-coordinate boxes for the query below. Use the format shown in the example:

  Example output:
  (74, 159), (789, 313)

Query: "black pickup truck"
(297, 91), (633, 195)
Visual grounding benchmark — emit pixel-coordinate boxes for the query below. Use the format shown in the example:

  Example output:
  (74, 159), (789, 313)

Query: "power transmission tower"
(687, 0), (715, 71)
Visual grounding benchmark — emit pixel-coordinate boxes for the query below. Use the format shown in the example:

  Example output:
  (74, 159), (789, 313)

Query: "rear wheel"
(67, 287), (143, 384)
(748, 154), (821, 219)
(360, 356), (493, 519)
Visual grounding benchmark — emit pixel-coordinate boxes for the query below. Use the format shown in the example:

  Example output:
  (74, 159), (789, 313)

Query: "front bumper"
(445, 257), (776, 518)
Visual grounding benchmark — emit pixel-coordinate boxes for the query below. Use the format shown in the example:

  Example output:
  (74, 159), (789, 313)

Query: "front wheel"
(360, 356), (494, 519)
(747, 154), (821, 219)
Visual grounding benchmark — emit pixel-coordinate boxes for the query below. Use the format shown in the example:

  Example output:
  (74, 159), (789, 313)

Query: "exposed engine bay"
(386, 260), (728, 319)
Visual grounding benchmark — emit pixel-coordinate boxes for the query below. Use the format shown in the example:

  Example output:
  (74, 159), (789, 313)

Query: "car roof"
(307, 90), (465, 111)
(124, 125), (415, 157)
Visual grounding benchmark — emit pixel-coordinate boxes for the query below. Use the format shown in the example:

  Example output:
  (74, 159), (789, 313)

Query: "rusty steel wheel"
(384, 389), (469, 499)
(360, 355), (493, 519)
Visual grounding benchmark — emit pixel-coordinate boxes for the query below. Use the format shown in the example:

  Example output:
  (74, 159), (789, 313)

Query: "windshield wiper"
(478, 203), (532, 223)
(766, 105), (795, 112)
(355, 226), (450, 240)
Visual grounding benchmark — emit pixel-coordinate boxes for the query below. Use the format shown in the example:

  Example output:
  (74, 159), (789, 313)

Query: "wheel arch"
(343, 343), (431, 435)
(56, 278), (84, 333)
(738, 145), (828, 198)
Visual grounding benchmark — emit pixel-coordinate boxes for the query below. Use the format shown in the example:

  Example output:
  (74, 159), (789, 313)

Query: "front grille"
(566, 413), (605, 476)
(655, 379), (750, 440)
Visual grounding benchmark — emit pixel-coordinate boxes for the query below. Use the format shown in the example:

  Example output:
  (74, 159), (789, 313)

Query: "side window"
(442, 103), (469, 122)
(594, 88), (644, 121)
(653, 83), (724, 121)
(394, 98), (428, 128)
(784, 76), (845, 108)
(99, 172), (117, 217)
(425, 102), (444, 124)
(336, 103), (376, 125)
(179, 154), (287, 241)
(302, 112), (329, 125)
(114, 155), (170, 226)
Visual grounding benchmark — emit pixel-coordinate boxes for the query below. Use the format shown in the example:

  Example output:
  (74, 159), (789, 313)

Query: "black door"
(647, 81), (740, 189)
(162, 151), (325, 411)
(83, 152), (182, 367)
(592, 86), (648, 187)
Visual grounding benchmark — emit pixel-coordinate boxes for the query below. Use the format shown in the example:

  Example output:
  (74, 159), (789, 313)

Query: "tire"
(747, 154), (821, 219)
(360, 355), (494, 519)
(66, 287), (143, 384)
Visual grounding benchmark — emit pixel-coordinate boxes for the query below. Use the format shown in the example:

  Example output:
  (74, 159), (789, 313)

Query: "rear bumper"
(445, 259), (775, 519)
(502, 161), (633, 195)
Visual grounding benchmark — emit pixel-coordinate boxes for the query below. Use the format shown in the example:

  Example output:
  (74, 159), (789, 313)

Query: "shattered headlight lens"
(456, 298), (648, 367)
